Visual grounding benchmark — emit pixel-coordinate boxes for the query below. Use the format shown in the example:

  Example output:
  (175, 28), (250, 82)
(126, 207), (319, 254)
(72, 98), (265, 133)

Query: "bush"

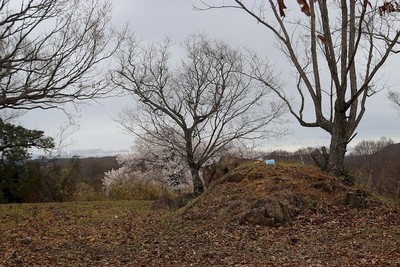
(107, 177), (174, 201)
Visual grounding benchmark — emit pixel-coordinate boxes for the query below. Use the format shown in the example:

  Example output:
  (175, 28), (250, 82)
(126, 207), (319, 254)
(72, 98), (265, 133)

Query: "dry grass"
(108, 180), (175, 201)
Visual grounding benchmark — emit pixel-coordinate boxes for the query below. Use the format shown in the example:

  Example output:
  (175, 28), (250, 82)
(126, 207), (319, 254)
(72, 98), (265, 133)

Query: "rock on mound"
(183, 162), (367, 227)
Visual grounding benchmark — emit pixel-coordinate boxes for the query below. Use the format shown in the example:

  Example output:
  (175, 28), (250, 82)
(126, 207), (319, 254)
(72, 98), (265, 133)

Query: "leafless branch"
(0, 0), (124, 112)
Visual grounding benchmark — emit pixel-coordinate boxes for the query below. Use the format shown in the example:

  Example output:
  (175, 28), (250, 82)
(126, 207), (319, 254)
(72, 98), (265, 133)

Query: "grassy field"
(1, 164), (400, 266)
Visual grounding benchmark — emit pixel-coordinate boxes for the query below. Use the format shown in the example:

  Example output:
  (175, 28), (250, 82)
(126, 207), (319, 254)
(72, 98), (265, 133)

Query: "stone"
(20, 237), (33, 245)
(151, 193), (196, 210)
(151, 195), (174, 210)
(241, 198), (291, 227)
(314, 181), (334, 193)
(345, 189), (368, 209)
(202, 156), (251, 186)
(310, 147), (329, 171)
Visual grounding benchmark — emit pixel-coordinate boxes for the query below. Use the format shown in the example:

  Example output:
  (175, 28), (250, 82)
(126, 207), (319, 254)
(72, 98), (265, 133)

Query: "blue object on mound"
(265, 159), (276, 165)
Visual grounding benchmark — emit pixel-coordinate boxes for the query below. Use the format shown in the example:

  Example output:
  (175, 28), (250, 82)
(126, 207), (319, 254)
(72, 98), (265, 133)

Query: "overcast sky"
(20, 0), (400, 157)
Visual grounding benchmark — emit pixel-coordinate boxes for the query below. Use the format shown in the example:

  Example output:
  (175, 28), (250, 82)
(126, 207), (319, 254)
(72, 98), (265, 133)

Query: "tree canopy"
(0, 119), (54, 162)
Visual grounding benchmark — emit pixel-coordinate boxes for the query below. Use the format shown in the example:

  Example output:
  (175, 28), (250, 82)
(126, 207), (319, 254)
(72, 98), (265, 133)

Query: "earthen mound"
(183, 162), (373, 227)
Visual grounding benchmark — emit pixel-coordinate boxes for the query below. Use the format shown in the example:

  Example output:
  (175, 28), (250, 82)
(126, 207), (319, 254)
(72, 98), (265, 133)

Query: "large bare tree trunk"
(190, 165), (204, 196)
(311, 111), (349, 176)
(328, 124), (348, 176)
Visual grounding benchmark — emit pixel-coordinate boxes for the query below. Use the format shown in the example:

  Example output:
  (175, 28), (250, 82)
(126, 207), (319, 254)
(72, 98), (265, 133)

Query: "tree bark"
(327, 136), (348, 176)
(311, 146), (329, 171)
(311, 111), (349, 176)
(190, 166), (204, 196)
(185, 131), (204, 195)
(327, 111), (348, 176)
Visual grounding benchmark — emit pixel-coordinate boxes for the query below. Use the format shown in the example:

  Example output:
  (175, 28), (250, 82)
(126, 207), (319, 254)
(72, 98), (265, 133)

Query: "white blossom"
(104, 138), (192, 193)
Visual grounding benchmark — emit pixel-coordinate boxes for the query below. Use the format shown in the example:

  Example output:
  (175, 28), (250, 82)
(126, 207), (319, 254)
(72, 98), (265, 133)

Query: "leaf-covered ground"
(1, 164), (399, 266)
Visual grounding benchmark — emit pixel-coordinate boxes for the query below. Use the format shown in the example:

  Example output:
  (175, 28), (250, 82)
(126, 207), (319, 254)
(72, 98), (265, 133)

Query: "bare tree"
(348, 136), (396, 193)
(351, 136), (394, 156)
(388, 90), (400, 113)
(0, 0), (122, 111)
(112, 34), (285, 195)
(198, 0), (400, 176)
